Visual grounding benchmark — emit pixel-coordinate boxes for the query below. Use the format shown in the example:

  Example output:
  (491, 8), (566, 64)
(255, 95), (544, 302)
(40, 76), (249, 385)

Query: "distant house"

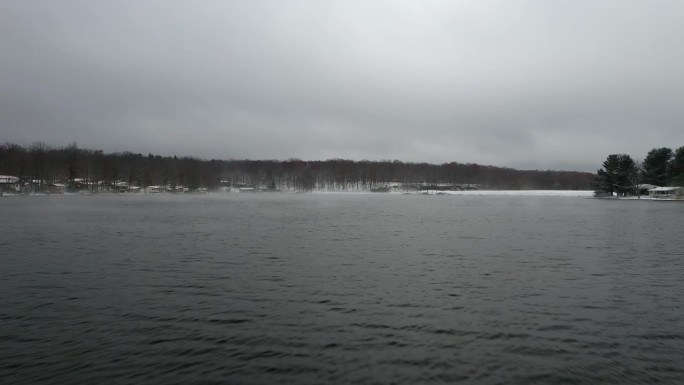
(113, 181), (128, 192)
(49, 183), (66, 194)
(637, 184), (659, 195)
(145, 185), (164, 193)
(0, 175), (20, 192)
(69, 178), (93, 191)
(648, 186), (684, 199)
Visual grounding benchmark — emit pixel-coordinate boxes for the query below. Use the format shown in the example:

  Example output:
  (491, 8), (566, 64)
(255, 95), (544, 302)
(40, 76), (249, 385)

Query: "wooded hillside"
(0, 142), (594, 192)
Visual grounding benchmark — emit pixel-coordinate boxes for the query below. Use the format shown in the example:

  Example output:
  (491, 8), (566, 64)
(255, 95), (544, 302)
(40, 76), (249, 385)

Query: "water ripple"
(2, 194), (684, 384)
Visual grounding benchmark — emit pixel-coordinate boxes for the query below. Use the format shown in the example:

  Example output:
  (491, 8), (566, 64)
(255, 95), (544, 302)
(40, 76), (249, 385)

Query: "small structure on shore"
(0, 175), (20, 192)
(49, 183), (66, 194)
(648, 186), (684, 199)
(146, 185), (164, 193)
(637, 184), (659, 195)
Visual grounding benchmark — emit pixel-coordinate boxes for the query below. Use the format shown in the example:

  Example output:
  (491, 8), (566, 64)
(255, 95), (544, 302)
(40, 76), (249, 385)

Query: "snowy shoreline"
(409, 190), (594, 197)
(2, 190), (596, 198)
(596, 196), (684, 201)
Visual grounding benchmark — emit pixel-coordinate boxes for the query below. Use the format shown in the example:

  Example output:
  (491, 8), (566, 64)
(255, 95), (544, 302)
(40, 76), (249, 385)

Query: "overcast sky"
(2, 1), (684, 171)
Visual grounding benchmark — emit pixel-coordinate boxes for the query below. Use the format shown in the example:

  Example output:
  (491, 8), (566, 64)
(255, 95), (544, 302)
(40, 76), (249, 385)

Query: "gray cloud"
(2, 0), (684, 171)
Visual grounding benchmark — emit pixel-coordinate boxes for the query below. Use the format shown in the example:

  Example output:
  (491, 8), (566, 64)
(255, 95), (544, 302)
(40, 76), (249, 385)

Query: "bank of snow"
(425, 190), (594, 197)
(311, 190), (594, 197)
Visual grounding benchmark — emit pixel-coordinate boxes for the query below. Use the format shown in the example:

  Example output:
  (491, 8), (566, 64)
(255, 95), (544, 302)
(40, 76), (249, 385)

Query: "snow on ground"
(429, 190), (594, 197)
(313, 190), (595, 197)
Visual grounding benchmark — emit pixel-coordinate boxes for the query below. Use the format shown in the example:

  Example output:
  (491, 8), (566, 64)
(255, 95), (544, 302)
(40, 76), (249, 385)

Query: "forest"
(0, 142), (594, 193)
(593, 146), (684, 196)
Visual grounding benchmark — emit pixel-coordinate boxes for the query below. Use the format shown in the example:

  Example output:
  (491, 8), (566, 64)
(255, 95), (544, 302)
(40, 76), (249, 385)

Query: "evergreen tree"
(642, 147), (672, 186)
(594, 154), (637, 196)
(615, 154), (638, 196)
(594, 154), (620, 196)
(668, 146), (684, 186)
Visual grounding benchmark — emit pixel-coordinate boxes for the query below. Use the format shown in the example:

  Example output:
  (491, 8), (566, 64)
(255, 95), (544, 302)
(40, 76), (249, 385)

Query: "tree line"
(0, 142), (594, 192)
(593, 146), (684, 196)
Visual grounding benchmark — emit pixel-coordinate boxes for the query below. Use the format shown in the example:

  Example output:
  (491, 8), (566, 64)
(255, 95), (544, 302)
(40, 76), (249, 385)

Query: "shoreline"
(596, 196), (684, 201)
(1, 190), (596, 198)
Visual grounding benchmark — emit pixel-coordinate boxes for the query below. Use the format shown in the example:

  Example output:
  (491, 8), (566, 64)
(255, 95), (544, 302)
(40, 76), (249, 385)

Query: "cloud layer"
(2, 1), (684, 171)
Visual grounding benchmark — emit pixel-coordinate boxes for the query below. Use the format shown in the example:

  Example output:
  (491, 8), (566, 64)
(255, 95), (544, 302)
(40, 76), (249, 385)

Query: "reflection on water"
(1, 194), (683, 384)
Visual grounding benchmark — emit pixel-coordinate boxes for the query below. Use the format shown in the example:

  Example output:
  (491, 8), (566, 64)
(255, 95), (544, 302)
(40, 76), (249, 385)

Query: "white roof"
(0, 175), (19, 183)
(648, 186), (681, 192)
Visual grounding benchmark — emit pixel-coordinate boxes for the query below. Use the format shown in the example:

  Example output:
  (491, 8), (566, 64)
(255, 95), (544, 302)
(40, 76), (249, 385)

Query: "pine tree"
(668, 146), (684, 186)
(594, 154), (637, 196)
(642, 147), (673, 186)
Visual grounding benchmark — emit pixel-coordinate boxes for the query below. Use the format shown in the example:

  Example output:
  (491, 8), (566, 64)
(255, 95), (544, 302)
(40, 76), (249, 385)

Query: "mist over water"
(2, 194), (683, 384)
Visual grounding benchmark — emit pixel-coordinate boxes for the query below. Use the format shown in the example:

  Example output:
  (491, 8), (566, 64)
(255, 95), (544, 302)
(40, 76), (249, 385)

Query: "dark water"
(1, 193), (683, 384)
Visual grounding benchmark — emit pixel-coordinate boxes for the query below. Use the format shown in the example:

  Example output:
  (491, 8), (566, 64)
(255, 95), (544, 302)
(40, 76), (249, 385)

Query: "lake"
(1, 193), (683, 384)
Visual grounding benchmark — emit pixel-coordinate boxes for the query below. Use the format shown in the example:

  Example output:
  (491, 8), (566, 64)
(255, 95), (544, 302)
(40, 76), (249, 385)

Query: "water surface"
(1, 194), (683, 384)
